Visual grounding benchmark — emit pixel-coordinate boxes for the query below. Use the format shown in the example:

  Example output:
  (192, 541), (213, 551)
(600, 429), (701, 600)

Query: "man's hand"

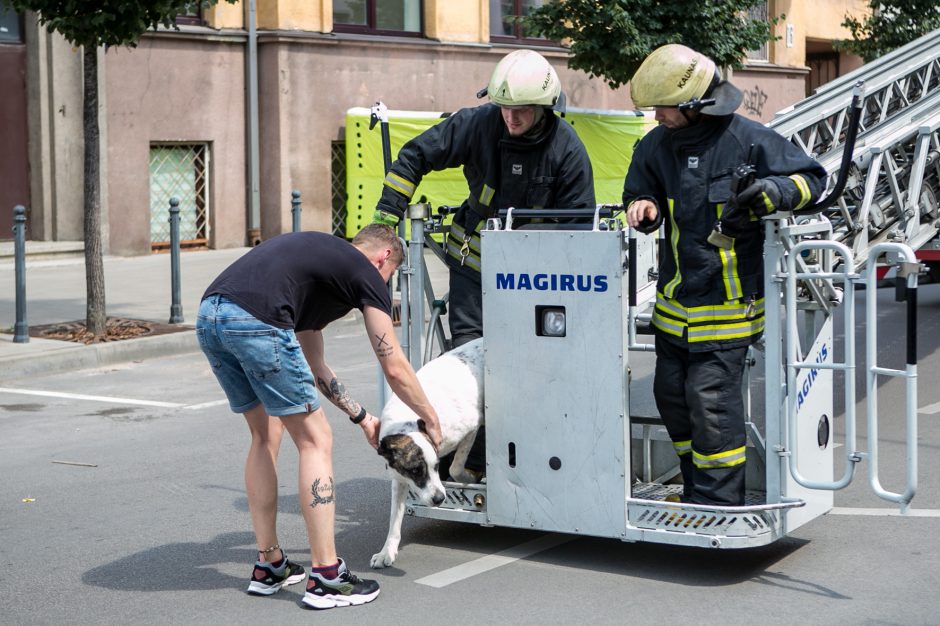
(736, 178), (782, 217)
(627, 199), (660, 234)
(418, 418), (443, 453)
(360, 413), (380, 449)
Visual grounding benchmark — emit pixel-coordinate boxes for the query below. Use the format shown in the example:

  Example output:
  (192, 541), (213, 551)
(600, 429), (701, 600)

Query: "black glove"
(735, 178), (783, 218)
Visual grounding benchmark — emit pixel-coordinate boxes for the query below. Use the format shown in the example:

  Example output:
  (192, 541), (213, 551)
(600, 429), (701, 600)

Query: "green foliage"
(524, 0), (781, 89)
(0, 0), (232, 48)
(834, 0), (940, 62)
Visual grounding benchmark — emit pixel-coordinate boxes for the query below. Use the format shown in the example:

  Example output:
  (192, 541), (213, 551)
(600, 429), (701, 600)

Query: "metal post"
(168, 197), (184, 324)
(13, 205), (28, 343)
(291, 190), (302, 232)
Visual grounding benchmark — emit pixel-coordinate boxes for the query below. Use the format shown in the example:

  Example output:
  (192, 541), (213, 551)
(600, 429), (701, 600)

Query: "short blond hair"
(352, 223), (404, 266)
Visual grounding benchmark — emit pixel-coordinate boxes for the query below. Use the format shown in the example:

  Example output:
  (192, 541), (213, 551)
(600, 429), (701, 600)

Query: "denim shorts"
(196, 294), (320, 416)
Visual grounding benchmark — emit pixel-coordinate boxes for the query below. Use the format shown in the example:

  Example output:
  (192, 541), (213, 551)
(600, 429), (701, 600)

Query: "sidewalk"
(0, 244), (451, 380)
(0, 247), (250, 380)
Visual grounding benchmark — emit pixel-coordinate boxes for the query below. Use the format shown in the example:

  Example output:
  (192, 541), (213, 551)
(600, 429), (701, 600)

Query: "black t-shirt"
(203, 232), (392, 331)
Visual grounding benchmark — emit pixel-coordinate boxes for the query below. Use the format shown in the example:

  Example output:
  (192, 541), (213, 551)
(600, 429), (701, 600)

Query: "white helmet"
(482, 49), (563, 109)
(630, 44), (742, 115)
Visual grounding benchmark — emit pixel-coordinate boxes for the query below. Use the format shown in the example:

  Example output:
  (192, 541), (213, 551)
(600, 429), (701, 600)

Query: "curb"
(0, 331), (200, 381)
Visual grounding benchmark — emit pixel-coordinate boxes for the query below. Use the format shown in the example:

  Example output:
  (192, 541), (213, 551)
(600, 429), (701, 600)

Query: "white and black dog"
(370, 338), (484, 569)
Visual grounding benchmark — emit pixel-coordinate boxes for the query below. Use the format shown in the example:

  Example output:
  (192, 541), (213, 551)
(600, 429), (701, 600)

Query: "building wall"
(19, 0), (873, 254)
(103, 35), (248, 254)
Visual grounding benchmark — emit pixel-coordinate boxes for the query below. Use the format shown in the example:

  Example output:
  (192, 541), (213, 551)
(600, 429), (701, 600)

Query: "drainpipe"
(246, 0), (261, 245)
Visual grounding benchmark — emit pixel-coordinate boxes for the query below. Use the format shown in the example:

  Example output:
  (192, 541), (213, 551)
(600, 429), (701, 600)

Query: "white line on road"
(0, 387), (184, 408)
(415, 534), (574, 588)
(830, 507), (940, 517)
(919, 401), (940, 414)
(183, 399), (229, 410)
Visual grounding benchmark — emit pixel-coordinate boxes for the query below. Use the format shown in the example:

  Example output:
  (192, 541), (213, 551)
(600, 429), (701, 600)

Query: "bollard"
(168, 197), (184, 323)
(13, 205), (29, 343)
(291, 190), (302, 232)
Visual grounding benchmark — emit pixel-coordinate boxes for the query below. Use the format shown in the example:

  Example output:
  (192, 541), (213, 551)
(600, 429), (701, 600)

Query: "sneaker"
(301, 558), (380, 609)
(246, 556), (306, 596)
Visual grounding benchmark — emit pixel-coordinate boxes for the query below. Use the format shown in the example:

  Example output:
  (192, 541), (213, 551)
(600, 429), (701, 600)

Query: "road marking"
(0, 387), (184, 408)
(831, 507), (940, 517)
(183, 399), (229, 410)
(415, 534), (574, 588)
(919, 400), (940, 414)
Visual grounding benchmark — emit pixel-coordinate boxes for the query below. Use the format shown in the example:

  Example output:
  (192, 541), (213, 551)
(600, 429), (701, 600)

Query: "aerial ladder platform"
(379, 28), (937, 549)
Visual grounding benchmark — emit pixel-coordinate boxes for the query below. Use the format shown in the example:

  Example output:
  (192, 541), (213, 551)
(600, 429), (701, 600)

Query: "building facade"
(1, 0), (868, 254)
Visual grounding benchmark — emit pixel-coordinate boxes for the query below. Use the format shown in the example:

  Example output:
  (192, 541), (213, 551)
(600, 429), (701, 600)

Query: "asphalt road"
(1, 285), (939, 625)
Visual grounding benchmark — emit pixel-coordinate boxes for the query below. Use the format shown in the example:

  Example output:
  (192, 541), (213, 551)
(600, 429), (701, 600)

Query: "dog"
(370, 337), (484, 569)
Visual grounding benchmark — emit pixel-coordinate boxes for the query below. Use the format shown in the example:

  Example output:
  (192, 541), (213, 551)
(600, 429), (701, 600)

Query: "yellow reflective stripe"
(656, 294), (763, 321)
(383, 172), (416, 199)
(479, 184), (495, 207)
(446, 227), (481, 255)
(760, 191), (776, 214)
(716, 203), (743, 301)
(652, 309), (685, 337)
(693, 446), (746, 468)
(687, 318), (765, 342)
(445, 240), (481, 271)
(789, 174), (812, 210)
(673, 440), (692, 455)
(663, 198), (681, 298)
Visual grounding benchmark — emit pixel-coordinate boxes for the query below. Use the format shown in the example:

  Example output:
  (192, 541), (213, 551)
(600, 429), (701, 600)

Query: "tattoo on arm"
(374, 333), (393, 358)
(316, 376), (362, 417)
(310, 476), (335, 508)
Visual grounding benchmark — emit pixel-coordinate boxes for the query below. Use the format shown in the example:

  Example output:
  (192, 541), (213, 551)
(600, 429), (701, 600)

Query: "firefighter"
(623, 44), (826, 506)
(373, 48), (595, 348)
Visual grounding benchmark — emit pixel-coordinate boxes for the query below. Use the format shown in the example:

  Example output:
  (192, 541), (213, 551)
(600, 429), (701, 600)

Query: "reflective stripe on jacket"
(377, 103), (595, 275)
(623, 113), (825, 350)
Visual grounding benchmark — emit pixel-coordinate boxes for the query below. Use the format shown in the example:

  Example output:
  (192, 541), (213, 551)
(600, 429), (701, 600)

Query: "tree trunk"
(83, 45), (106, 337)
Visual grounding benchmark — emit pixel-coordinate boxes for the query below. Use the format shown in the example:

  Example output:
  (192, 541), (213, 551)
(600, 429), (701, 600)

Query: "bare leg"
(280, 408), (338, 567)
(243, 404), (285, 562)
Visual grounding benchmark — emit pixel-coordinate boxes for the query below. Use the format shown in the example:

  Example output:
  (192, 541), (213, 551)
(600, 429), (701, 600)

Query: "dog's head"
(377, 432), (446, 506)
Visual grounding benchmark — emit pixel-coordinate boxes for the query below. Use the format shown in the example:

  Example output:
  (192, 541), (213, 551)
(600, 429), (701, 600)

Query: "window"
(175, 1), (204, 26)
(333, 0), (422, 36)
(0, 6), (23, 43)
(149, 144), (209, 250)
(490, 0), (549, 44)
(745, 1), (770, 62)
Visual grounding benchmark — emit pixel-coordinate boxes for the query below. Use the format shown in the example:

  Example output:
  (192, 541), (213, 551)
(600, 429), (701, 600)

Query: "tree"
(523, 0), (781, 89)
(0, 0), (232, 336)
(834, 0), (940, 62)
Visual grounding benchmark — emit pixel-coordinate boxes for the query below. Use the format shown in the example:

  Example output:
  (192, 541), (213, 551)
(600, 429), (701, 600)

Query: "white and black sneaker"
(246, 556), (306, 596)
(301, 558), (380, 609)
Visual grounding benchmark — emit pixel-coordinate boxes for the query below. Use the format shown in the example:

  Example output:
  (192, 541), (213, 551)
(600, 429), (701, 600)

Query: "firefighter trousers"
(653, 337), (749, 506)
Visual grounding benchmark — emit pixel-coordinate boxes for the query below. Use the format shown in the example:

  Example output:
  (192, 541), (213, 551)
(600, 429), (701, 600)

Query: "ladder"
(769, 28), (940, 267)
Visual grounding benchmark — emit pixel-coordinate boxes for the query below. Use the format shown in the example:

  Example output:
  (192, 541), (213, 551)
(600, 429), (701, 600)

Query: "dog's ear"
(377, 434), (404, 464)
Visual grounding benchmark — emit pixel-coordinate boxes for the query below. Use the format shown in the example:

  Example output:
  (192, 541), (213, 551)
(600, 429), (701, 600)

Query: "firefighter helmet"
(630, 44), (742, 115)
(483, 49), (562, 109)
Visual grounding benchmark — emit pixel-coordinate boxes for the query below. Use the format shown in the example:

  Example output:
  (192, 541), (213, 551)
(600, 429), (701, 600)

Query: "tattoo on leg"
(317, 376), (362, 417)
(310, 476), (336, 508)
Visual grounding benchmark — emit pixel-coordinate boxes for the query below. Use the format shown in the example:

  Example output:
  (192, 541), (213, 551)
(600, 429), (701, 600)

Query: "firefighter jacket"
(623, 113), (826, 352)
(376, 103), (595, 277)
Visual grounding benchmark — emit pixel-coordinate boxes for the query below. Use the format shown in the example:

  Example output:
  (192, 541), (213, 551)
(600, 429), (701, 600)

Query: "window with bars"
(745, 1), (770, 62)
(331, 140), (347, 237)
(333, 0), (422, 37)
(490, 0), (550, 44)
(149, 143), (209, 250)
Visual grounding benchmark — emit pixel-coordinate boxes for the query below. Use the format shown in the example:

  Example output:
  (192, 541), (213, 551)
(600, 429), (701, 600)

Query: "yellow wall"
(771, 0), (870, 67)
(256, 0), (331, 32)
(204, 1), (244, 29)
(425, 0), (488, 43)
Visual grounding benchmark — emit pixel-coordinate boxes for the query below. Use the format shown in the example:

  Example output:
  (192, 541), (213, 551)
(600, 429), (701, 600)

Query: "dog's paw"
(370, 549), (397, 569)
